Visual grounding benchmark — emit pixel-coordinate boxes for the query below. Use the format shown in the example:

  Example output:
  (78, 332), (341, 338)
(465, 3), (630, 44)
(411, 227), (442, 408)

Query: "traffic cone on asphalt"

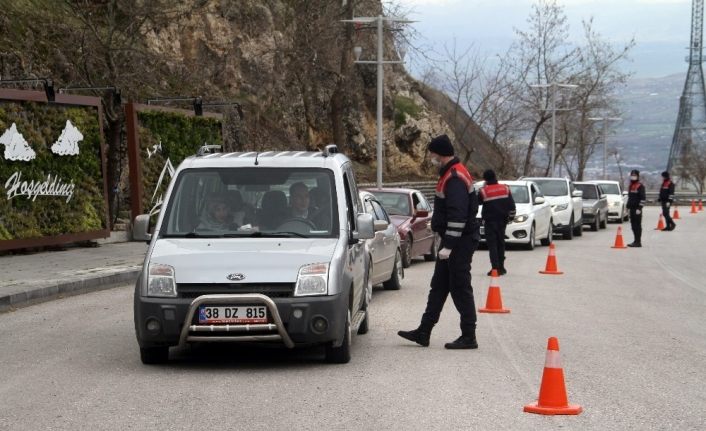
(690, 200), (698, 214)
(673, 206), (681, 220)
(539, 243), (563, 275)
(611, 226), (627, 249)
(654, 214), (665, 230)
(699, 199), (704, 211)
(479, 270), (510, 313)
(524, 337), (583, 416)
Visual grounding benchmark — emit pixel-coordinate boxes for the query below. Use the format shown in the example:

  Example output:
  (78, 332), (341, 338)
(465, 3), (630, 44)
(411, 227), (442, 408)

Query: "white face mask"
(630, 176), (638, 181)
(430, 157), (441, 166)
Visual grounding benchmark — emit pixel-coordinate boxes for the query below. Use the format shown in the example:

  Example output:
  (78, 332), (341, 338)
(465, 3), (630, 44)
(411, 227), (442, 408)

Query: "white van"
(132, 145), (375, 364)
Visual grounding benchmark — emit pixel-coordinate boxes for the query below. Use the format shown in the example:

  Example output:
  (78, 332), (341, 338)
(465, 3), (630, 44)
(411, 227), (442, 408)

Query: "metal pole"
(551, 83), (556, 177)
(376, 15), (384, 189)
(602, 120), (608, 180)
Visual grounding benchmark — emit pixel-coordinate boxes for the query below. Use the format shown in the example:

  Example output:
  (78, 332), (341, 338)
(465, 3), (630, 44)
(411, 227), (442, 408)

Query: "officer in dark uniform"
(479, 169), (516, 276)
(398, 135), (480, 349)
(626, 169), (646, 247)
(658, 171), (676, 231)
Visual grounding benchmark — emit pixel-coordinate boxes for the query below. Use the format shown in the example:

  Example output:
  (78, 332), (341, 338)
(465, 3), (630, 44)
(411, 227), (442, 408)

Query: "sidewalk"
(0, 239), (147, 312)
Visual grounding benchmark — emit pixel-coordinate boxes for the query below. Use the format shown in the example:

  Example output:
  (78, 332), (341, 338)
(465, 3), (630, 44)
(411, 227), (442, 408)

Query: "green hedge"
(0, 100), (107, 241)
(137, 110), (223, 213)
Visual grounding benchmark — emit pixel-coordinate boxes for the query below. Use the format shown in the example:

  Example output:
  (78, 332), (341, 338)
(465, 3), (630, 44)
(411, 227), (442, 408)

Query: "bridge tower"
(668, 0), (706, 173)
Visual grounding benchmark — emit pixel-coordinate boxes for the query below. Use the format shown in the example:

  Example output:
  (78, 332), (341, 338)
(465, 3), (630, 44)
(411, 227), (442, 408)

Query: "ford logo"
(227, 273), (245, 281)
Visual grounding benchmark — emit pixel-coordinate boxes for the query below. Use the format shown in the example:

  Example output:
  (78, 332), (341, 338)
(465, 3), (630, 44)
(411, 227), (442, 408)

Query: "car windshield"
(530, 179), (568, 196)
(507, 185), (530, 203)
(368, 191), (411, 216)
(575, 184), (598, 199)
(597, 183), (620, 194)
(159, 167), (338, 238)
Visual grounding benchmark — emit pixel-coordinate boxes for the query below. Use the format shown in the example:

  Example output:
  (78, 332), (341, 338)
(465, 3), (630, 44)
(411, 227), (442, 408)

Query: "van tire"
(383, 250), (403, 290)
(140, 346), (169, 365)
(325, 310), (351, 364)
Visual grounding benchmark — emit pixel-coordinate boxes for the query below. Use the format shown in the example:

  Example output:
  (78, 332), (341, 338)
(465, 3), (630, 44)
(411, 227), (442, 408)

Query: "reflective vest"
(480, 183), (511, 202)
(435, 162), (473, 198)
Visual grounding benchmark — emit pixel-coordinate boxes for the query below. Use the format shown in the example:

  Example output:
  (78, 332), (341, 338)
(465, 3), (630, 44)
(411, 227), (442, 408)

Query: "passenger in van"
(197, 193), (237, 230)
(289, 182), (311, 219)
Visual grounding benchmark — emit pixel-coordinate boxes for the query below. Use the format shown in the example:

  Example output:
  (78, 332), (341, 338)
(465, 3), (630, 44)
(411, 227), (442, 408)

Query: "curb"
(0, 267), (141, 313)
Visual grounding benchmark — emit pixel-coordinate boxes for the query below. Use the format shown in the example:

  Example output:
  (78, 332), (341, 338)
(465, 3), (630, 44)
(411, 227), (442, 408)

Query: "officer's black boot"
(444, 330), (478, 350)
(398, 325), (431, 347)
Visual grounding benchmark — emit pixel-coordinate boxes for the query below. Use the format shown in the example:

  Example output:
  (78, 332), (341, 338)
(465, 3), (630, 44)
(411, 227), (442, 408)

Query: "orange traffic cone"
(479, 270), (510, 313)
(539, 243), (563, 275)
(690, 200), (698, 214)
(699, 199), (704, 211)
(611, 226), (627, 249)
(654, 214), (665, 230)
(524, 337), (583, 415)
(673, 206), (681, 220)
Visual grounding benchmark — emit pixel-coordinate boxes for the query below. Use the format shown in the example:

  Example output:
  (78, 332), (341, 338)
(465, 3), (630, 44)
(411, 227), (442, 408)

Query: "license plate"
(480, 226), (485, 235)
(198, 305), (268, 324)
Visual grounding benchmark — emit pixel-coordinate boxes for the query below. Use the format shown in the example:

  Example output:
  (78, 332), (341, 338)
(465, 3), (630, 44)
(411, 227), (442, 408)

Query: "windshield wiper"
(239, 231), (308, 238)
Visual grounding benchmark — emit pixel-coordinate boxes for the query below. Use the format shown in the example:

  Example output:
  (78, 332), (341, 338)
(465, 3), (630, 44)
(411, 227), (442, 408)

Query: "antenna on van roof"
(254, 152), (259, 166)
(323, 144), (339, 157)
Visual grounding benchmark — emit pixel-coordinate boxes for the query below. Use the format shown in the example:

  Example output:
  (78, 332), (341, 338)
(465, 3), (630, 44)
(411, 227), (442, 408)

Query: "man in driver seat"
(289, 182), (311, 219)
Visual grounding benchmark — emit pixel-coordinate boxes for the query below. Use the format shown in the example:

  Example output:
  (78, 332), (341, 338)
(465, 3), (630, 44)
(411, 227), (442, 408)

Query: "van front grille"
(178, 283), (295, 298)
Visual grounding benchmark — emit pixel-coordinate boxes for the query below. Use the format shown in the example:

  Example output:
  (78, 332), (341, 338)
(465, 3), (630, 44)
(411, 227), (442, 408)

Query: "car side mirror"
(415, 209), (429, 218)
(373, 220), (389, 232)
(353, 213), (375, 240)
(622, 191), (628, 196)
(572, 190), (583, 198)
(534, 196), (546, 205)
(133, 214), (152, 243)
(600, 194), (607, 200)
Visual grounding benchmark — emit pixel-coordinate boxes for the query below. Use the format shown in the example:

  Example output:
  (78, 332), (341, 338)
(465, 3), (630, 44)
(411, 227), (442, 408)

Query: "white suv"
(132, 145), (374, 364)
(521, 177), (583, 240)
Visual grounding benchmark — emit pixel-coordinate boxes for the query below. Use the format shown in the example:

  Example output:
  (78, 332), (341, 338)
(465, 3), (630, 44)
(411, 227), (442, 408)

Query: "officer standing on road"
(627, 169), (646, 247)
(658, 171), (676, 231)
(398, 135), (480, 349)
(479, 169), (516, 276)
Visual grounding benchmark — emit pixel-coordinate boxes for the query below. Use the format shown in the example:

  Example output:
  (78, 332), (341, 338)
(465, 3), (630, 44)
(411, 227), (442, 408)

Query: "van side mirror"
(133, 214), (152, 243)
(534, 196), (546, 205)
(373, 220), (389, 232)
(353, 213), (375, 240)
(572, 190), (583, 198)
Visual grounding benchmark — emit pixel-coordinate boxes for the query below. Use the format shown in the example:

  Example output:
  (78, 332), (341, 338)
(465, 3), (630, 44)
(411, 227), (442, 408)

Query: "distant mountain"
(608, 73), (684, 174)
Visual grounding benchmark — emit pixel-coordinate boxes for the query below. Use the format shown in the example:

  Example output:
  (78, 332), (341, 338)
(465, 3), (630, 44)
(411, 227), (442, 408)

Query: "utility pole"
(530, 82), (578, 176)
(588, 117), (622, 180)
(342, 15), (414, 189)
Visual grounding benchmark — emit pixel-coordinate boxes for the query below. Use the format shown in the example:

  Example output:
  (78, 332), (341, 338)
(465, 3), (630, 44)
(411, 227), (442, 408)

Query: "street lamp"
(530, 82), (579, 176)
(588, 117), (622, 180)
(342, 15), (415, 189)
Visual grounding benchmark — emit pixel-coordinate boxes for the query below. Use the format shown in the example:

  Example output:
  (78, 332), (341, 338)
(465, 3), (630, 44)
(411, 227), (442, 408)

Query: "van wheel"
(383, 250), (403, 290)
(140, 346), (169, 365)
(540, 222), (552, 246)
(358, 268), (372, 335)
(325, 310), (351, 364)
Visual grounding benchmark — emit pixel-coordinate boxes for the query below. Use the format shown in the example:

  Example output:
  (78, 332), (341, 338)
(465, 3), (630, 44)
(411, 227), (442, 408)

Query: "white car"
(588, 180), (628, 222)
(360, 191), (403, 290)
(475, 180), (553, 250)
(521, 177), (584, 240)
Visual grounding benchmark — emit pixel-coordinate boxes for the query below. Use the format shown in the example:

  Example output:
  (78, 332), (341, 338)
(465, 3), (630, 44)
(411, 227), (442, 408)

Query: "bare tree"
(678, 143), (706, 194)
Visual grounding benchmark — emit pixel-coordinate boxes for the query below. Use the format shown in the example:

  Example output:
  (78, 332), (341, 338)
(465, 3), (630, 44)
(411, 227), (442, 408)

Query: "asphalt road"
(1, 207), (704, 430)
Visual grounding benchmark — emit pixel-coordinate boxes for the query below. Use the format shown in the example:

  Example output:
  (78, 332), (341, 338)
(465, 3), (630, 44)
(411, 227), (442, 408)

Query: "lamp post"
(342, 15), (414, 189)
(588, 116), (622, 180)
(530, 82), (578, 176)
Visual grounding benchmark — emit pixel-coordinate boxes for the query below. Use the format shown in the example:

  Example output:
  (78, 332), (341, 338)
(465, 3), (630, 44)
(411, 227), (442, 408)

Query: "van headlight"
(553, 203), (568, 212)
(147, 263), (177, 297)
(513, 214), (529, 223)
(295, 263), (329, 297)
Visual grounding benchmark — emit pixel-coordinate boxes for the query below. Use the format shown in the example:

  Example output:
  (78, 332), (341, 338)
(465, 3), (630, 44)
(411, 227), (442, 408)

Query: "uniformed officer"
(626, 169), (646, 247)
(479, 169), (516, 276)
(398, 135), (480, 349)
(658, 171), (676, 231)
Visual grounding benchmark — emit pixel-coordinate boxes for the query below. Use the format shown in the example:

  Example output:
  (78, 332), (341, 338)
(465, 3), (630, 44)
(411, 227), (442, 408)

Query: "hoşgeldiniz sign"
(125, 103), (222, 219)
(0, 89), (109, 251)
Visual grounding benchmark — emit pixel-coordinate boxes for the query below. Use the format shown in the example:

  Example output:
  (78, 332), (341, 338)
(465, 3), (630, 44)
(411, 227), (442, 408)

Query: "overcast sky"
(395, 0), (693, 78)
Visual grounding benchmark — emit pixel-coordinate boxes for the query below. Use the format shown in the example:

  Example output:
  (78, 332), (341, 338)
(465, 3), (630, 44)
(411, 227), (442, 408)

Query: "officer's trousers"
(661, 202), (674, 229)
(484, 220), (507, 270)
(420, 235), (478, 335)
(629, 208), (642, 243)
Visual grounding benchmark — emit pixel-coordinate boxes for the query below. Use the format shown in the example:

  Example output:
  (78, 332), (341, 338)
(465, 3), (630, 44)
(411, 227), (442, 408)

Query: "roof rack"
(196, 144), (223, 157)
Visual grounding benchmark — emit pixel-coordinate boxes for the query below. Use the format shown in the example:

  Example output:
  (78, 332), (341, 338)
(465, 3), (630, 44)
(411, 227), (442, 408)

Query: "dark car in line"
(363, 187), (439, 267)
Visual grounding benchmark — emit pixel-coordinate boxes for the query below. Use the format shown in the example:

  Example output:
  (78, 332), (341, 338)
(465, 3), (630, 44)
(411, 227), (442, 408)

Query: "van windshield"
(160, 168), (338, 238)
(530, 179), (568, 196)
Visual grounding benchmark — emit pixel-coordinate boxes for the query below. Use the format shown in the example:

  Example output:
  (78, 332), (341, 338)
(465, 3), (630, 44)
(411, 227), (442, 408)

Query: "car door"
(370, 199), (397, 282)
(343, 167), (365, 313)
(410, 191), (434, 256)
(362, 196), (385, 283)
(531, 183), (551, 234)
(597, 185), (609, 220)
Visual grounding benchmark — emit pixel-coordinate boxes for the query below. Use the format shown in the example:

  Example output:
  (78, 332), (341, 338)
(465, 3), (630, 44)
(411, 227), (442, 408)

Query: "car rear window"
(368, 191), (411, 216)
(598, 183), (620, 194)
(507, 185), (529, 203)
(574, 184), (598, 199)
